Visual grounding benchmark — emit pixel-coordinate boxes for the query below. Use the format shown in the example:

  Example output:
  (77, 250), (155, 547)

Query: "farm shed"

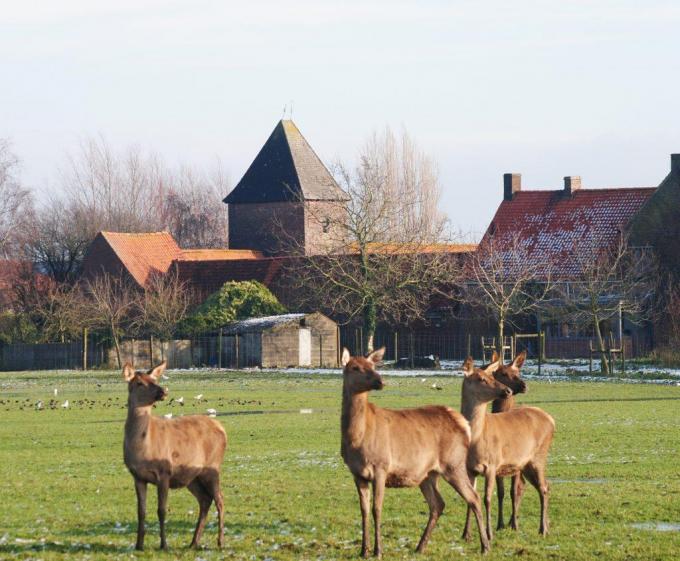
(219, 313), (338, 368)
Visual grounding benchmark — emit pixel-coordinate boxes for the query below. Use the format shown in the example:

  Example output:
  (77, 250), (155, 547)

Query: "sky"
(2, 0), (680, 238)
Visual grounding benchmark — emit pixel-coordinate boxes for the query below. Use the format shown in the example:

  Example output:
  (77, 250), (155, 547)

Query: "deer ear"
(123, 363), (135, 382)
(491, 350), (499, 363)
(367, 347), (385, 365)
(484, 359), (501, 375)
(148, 362), (167, 381)
(513, 350), (527, 368)
(341, 348), (351, 367)
(462, 356), (474, 375)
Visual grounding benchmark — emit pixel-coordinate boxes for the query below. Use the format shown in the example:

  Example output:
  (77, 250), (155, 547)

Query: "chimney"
(503, 173), (521, 201)
(564, 176), (581, 196)
(671, 154), (680, 173)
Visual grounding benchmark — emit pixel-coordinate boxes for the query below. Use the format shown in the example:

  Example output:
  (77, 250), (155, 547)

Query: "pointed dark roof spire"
(224, 120), (347, 204)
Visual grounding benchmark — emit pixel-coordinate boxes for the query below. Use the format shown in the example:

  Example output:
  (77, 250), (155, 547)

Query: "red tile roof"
(178, 249), (264, 261)
(100, 231), (181, 286)
(481, 187), (656, 277)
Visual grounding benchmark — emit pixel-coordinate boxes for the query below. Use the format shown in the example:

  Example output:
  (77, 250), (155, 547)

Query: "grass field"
(1, 368), (679, 560)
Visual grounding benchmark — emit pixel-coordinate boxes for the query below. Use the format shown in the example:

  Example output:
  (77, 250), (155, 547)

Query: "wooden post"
(409, 331), (415, 368)
(82, 327), (88, 370)
(466, 333), (471, 359)
(149, 336), (154, 368)
(538, 332), (542, 376)
(218, 328), (223, 368)
(394, 332), (398, 362)
(235, 333), (239, 369)
(336, 326), (341, 367)
(319, 335), (323, 367)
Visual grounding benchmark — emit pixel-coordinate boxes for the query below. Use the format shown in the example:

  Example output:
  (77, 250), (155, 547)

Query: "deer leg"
(372, 472), (386, 558)
(354, 477), (371, 558)
(522, 464), (550, 536)
(461, 474), (476, 542)
(416, 474), (445, 553)
(206, 472), (225, 549)
(444, 465), (489, 554)
(188, 479), (212, 549)
(509, 473), (525, 530)
(157, 479), (170, 550)
(483, 473), (496, 542)
(496, 476), (505, 531)
(134, 478), (147, 551)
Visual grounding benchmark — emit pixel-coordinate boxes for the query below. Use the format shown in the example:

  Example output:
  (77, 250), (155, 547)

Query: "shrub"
(181, 281), (285, 334)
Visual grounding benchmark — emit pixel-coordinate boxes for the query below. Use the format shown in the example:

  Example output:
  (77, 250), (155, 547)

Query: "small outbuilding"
(219, 312), (338, 368)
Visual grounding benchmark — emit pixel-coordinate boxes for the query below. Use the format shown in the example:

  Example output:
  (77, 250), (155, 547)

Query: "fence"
(338, 325), (653, 363)
(0, 326), (656, 372)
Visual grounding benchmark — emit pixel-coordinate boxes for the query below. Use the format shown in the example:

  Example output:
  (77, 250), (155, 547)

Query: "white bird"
(161, 374), (169, 381)
(421, 378), (427, 383)
(194, 394), (203, 401)
(35, 400), (44, 410)
(176, 396), (184, 405)
(61, 400), (69, 408)
(53, 388), (58, 397)
(431, 383), (442, 391)
(163, 413), (173, 419)
(206, 408), (217, 417)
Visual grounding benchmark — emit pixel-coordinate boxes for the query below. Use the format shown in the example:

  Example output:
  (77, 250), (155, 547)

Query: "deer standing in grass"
(123, 362), (227, 551)
(460, 357), (554, 542)
(340, 348), (489, 557)
(477, 351), (529, 534)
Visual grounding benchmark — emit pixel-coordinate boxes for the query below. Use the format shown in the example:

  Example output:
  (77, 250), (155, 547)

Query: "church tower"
(224, 120), (348, 256)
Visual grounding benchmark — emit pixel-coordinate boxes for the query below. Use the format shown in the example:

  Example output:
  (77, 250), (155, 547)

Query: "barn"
(218, 312), (338, 368)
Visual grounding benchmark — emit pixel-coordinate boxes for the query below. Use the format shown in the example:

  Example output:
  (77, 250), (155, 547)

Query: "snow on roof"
(220, 313), (307, 334)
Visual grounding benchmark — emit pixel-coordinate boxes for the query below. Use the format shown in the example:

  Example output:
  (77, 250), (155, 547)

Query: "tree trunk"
(497, 314), (505, 359)
(111, 321), (122, 369)
(593, 317), (609, 375)
(363, 299), (377, 354)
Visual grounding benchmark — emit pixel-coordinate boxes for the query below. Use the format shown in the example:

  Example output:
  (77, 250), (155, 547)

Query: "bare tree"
(462, 232), (554, 355)
(34, 281), (87, 343)
(137, 270), (193, 341)
(0, 140), (33, 258)
(59, 135), (167, 232)
(160, 165), (229, 248)
(558, 234), (657, 374)
(284, 127), (457, 352)
(85, 274), (139, 368)
(21, 199), (97, 282)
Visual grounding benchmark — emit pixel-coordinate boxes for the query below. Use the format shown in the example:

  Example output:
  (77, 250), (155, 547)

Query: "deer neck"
(491, 395), (514, 413)
(341, 386), (370, 448)
(460, 392), (488, 444)
(125, 404), (153, 444)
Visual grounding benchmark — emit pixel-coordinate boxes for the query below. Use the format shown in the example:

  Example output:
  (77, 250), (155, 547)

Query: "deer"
(123, 362), (227, 551)
(462, 351), (528, 539)
(459, 356), (554, 542)
(340, 347), (490, 557)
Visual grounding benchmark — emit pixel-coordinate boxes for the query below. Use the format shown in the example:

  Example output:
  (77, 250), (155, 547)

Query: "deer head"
(341, 347), (386, 394)
(462, 356), (512, 403)
(492, 351), (527, 395)
(123, 362), (169, 408)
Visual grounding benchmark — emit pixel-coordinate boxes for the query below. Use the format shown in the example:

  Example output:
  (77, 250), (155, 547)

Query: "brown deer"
(462, 351), (528, 539)
(340, 348), (490, 557)
(460, 357), (554, 542)
(123, 362), (227, 551)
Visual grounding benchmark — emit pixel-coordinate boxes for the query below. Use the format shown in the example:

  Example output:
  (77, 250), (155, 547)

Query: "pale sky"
(3, 0), (680, 237)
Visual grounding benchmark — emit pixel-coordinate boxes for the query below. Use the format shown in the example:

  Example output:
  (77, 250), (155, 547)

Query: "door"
(298, 328), (312, 367)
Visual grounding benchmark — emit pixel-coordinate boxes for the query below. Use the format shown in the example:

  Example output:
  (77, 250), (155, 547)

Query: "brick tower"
(224, 120), (347, 256)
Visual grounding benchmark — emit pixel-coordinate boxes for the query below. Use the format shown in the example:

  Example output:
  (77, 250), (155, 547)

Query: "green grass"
(1, 369), (679, 560)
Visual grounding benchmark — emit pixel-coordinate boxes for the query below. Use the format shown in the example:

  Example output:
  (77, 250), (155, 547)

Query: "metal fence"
(0, 326), (657, 372)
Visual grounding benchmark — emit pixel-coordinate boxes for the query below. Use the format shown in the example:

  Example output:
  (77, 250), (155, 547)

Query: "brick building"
(224, 119), (348, 256)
